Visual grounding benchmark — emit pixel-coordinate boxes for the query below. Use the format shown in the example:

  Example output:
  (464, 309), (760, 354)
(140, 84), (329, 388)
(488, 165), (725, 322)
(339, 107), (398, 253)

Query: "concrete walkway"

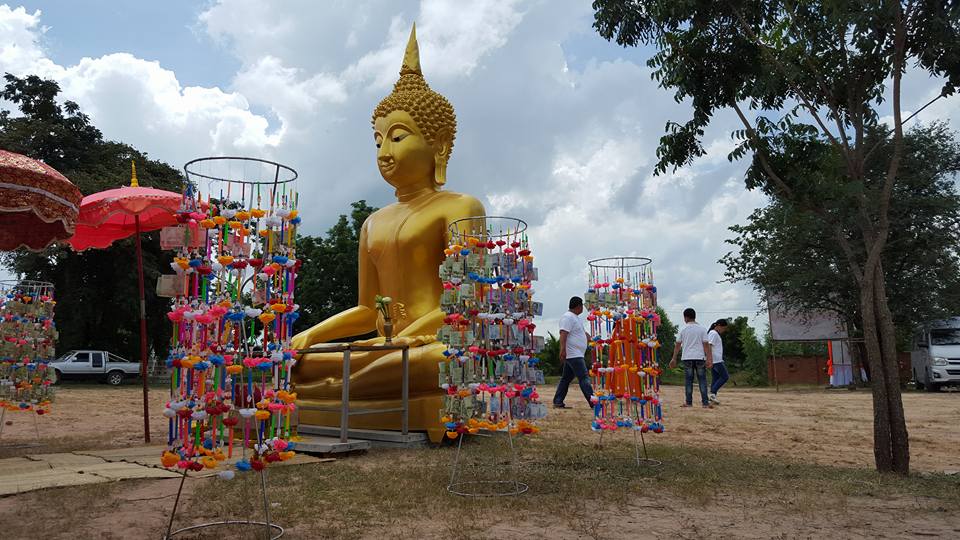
(0, 445), (329, 496)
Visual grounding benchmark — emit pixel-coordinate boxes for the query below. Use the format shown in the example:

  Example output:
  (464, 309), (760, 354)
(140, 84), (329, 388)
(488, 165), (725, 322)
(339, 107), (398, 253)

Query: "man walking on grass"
(553, 296), (594, 408)
(669, 307), (713, 408)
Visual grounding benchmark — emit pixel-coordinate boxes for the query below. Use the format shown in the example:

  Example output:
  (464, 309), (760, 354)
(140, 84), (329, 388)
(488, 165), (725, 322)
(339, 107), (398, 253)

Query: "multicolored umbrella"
(68, 162), (182, 443)
(0, 149), (82, 251)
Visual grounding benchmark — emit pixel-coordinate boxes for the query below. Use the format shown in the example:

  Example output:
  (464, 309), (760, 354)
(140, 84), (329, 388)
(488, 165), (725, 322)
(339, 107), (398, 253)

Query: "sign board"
(160, 226), (205, 250)
(768, 296), (847, 341)
(156, 274), (185, 298)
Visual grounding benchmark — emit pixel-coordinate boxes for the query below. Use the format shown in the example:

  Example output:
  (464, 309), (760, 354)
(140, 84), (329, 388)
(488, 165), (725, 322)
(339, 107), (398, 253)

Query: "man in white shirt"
(669, 307), (713, 408)
(553, 296), (594, 408)
(707, 319), (729, 404)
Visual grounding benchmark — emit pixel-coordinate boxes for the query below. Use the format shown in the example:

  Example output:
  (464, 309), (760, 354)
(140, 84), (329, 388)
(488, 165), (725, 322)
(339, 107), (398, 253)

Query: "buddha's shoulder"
(433, 190), (485, 213)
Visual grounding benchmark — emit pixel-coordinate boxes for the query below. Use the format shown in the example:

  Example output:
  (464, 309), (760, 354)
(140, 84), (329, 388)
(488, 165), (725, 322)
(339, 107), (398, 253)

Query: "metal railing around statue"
(440, 216), (547, 497)
(294, 341), (411, 444)
(586, 256), (663, 467)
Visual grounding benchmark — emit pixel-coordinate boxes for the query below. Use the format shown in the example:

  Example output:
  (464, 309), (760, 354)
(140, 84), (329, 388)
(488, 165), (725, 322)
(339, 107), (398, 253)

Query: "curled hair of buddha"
(372, 23), (457, 185)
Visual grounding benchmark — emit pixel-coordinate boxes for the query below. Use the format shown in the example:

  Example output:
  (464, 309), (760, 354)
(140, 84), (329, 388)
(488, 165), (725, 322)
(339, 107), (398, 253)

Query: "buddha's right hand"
(291, 328), (312, 352)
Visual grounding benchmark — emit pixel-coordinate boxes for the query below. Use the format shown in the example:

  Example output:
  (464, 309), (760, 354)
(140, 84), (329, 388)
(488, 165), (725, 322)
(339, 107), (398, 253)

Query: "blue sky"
(2, 1), (957, 333)
(16, 1), (237, 85)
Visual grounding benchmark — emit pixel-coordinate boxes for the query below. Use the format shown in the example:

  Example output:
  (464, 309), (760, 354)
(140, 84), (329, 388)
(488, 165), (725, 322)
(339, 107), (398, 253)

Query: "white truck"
(911, 318), (960, 391)
(49, 350), (141, 386)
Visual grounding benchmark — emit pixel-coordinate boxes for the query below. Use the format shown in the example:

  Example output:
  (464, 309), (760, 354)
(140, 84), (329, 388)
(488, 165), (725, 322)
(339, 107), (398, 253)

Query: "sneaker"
(709, 393), (720, 404)
(680, 403), (692, 408)
(553, 403), (568, 409)
(702, 403), (714, 409)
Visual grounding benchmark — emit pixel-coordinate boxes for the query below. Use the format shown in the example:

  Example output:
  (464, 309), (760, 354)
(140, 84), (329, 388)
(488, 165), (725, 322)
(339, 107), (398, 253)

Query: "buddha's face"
(374, 110), (438, 189)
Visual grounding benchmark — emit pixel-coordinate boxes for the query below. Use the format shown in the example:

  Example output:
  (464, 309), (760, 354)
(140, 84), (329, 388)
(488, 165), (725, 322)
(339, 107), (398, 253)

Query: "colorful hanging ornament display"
(160, 157), (300, 475)
(437, 216), (547, 439)
(0, 280), (56, 417)
(584, 257), (664, 435)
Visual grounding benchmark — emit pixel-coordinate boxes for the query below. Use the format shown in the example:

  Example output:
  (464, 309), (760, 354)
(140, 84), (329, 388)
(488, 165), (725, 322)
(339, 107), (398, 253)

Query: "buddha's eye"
(392, 134), (407, 143)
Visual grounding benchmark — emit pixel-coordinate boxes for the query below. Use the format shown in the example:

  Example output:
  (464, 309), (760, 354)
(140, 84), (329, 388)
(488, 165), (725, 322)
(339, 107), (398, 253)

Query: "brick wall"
(767, 355), (828, 385)
(767, 350), (912, 386)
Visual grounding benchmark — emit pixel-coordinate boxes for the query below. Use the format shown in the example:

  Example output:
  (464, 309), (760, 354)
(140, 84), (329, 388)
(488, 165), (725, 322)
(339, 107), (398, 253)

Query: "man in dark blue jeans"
(553, 296), (594, 408)
(669, 307), (713, 408)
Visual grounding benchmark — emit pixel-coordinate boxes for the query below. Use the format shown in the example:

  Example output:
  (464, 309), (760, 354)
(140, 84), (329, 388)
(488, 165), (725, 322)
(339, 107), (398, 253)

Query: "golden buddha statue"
(291, 24), (485, 441)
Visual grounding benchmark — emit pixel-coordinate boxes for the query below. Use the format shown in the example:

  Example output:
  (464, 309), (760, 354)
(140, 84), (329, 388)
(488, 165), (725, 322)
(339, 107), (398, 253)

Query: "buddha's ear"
(434, 133), (451, 186)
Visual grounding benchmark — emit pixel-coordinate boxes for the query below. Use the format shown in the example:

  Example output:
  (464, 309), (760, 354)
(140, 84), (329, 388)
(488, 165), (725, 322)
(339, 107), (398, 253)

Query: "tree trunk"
(873, 261), (910, 474)
(858, 258), (910, 474)
(858, 268), (894, 472)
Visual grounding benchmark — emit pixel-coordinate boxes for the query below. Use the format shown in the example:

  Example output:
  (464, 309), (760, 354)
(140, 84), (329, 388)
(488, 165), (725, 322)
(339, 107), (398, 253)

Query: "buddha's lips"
(379, 162), (396, 175)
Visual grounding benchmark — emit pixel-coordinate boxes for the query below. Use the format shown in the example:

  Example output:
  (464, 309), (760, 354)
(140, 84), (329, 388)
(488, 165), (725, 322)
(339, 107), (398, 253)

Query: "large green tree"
(293, 200), (378, 335)
(1, 74), (181, 364)
(593, 1), (960, 474)
(723, 123), (960, 348)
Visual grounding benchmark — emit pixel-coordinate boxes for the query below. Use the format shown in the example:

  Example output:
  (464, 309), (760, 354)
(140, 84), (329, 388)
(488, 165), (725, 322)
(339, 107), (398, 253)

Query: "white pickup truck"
(49, 350), (141, 386)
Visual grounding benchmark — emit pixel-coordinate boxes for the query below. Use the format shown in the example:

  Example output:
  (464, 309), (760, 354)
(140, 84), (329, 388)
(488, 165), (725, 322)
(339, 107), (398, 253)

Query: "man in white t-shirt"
(553, 296), (594, 408)
(669, 307), (713, 408)
(707, 319), (729, 404)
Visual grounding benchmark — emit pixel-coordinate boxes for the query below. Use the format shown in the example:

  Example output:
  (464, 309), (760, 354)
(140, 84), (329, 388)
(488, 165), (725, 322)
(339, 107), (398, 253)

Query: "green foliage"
(0, 74), (181, 362)
(722, 124), (960, 341)
(293, 200), (377, 334)
(720, 316), (749, 367)
(654, 305), (676, 359)
(740, 324), (770, 386)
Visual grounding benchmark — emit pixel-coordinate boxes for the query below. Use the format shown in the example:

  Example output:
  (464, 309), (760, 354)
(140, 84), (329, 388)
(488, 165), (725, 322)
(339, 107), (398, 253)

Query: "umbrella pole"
(135, 215), (151, 443)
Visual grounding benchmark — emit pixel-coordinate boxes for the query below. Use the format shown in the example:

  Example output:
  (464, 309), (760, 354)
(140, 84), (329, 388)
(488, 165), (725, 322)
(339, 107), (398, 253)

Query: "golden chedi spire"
(373, 23), (457, 185)
(130, 160), (139, 187)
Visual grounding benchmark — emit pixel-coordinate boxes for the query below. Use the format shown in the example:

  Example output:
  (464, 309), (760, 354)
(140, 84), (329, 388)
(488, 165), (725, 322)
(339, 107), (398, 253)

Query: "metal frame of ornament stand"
(596, 427), (662, 467)
(447, 431), (528, 497)
(587, 257), (663, 468)
(0, 280), (55, 449)
(445, 216), (532, 497)
(0, 407), (44, 449)
(163, 161), (298, 539)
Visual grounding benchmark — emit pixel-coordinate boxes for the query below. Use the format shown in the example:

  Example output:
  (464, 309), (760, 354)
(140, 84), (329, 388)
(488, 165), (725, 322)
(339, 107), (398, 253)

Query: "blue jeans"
(711, 363), (730, 395)
(553, 357), (594, 406)
(683, 360), (709, 405)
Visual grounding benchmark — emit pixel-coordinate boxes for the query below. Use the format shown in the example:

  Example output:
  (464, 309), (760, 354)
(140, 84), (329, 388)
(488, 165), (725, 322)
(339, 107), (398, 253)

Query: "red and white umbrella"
(0, 150), (82, 251)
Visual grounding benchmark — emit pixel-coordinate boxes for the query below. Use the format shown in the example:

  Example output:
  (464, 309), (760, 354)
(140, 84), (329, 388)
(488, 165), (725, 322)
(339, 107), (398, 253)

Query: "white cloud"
(0, 5), (61, 78)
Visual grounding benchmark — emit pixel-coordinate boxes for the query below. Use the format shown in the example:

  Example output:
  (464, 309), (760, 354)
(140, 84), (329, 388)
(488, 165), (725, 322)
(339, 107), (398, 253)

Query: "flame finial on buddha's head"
(372, 23), (456, 186)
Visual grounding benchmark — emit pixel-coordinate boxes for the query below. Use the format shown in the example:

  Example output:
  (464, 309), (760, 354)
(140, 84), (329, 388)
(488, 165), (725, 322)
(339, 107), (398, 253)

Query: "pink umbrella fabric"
(69, 184), (180, 250)
(0, 149), (82, 251)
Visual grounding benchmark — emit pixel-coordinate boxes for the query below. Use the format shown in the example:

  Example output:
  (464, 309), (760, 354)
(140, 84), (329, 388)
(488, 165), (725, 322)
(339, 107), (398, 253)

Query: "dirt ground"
(4, 383), (958, 472)
(0, 382), (958, 539)
(0, 383), (170, 458)
(540, 383), (960, 474)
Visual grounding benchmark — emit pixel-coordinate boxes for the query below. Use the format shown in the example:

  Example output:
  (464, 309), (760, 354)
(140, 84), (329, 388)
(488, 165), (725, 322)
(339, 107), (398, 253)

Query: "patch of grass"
(188, 432), (960, 537)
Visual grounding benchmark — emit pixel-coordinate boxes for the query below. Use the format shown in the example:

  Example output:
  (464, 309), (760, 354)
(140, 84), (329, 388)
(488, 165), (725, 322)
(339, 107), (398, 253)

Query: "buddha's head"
(372, 24), (456, 191)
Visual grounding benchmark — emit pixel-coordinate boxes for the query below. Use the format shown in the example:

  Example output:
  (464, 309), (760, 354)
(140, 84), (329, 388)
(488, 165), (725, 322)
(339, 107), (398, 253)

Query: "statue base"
(297, 394), (444, 443)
